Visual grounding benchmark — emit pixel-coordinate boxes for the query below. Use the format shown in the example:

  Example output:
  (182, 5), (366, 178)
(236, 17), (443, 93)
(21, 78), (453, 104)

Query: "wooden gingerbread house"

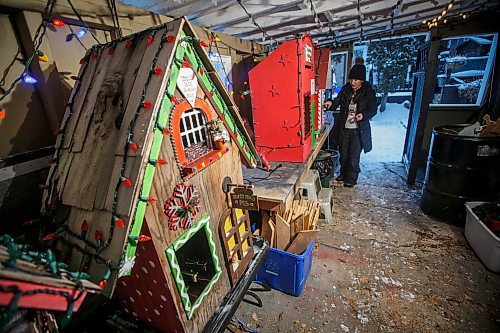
(42, 17), (259, 333)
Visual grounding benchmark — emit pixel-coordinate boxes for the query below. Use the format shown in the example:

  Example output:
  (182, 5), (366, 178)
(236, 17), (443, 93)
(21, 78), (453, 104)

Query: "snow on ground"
(363, 103), (409, 163)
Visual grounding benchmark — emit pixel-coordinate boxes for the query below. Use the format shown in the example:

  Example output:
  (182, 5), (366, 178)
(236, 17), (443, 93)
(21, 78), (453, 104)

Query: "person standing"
(324, 64), (377, 187)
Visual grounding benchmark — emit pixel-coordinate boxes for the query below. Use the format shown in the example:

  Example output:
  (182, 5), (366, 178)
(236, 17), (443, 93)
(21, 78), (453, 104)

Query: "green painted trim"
(311, 99), (316, 147)
(120, 50), (184, 277)
(184, 42), (258, 165)
(165, 214), (222, 319)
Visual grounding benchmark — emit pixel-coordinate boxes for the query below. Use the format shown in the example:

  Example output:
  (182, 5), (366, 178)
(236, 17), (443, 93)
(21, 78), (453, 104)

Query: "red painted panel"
(116, 222), (184, 333)
(0, 279), (88, 312)
(315, 47), (331, 90)
(249, 34), (317, 162)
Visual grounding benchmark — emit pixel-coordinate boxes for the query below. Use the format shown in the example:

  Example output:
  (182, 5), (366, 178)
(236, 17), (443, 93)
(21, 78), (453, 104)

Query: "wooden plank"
(131, 22), (183, 157)
(63, 51), (99, 149)
(116, 20), (183, 155)
(69, 45), (113, 152)
(275, 214), (291, 250)
(286, 229), (319, 255)
(261, 211), (271, 243)
(268, 218), (276, 248)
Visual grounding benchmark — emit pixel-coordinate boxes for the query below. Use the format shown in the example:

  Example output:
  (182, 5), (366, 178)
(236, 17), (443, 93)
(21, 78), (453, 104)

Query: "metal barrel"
(420, 124), (500, 225)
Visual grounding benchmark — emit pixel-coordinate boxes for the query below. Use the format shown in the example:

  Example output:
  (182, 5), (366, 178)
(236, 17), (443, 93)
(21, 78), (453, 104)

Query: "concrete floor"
(231, 161), (500, 333)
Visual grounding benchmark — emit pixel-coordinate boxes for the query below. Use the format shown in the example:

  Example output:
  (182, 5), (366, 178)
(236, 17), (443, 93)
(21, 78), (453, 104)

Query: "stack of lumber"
(261, 199), (320, 254)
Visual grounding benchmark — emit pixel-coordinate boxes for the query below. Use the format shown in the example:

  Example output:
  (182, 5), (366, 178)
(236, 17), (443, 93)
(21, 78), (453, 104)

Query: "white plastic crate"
(464, 202), (500, 273)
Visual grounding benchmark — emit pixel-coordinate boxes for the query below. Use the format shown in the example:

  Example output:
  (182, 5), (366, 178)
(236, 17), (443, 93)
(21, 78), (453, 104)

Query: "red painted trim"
(171, 98), (213, 165)
(0, 279), (88, 311)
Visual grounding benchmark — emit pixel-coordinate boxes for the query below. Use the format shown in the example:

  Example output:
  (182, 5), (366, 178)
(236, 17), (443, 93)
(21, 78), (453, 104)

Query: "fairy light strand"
(236, 0), (273, 45)
(308, 0), (339, 47)
(0, 0), (56, 110)
(66, 0), (102, 45)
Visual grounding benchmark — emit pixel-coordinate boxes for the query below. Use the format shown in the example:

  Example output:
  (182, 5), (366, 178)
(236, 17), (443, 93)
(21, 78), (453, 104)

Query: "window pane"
(432, 34), (497, 106)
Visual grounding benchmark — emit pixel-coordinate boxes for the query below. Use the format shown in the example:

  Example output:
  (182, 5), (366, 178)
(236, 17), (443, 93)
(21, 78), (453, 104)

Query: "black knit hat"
(348, 64), (366, 81)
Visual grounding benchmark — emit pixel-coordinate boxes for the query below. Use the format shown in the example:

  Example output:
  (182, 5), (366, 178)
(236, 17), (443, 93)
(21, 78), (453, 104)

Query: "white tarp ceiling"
(118, 0), (497, 46)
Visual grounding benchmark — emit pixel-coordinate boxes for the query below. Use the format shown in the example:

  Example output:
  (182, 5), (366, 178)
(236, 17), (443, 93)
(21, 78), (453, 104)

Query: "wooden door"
(402, 39), (440, 185)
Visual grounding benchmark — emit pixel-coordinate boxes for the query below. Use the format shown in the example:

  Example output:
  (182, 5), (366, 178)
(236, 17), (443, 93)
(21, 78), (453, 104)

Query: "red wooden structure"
(249, 34), (318, 162)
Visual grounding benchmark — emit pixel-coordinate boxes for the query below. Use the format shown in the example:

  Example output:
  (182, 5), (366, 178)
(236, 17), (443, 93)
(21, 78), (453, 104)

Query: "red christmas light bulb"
(199, 68), (204, 75)
(146, 35), (154, 45)
(129, 142), (139, 151)
(81, 219), (89, 233)
(142, 100), (152, 109)
(22, 220), (33, 227)
(94, 230), (103, 241)
(157, 159), (168, 166)
(152, 67), (162, 75)
(181, 61), (191, 68)
(138, 235), (151, 242)
(42, 233), (56, 241)
(52, 19), (65, 27)
(99, 279), (108, 289)
(114, 218), (125, 228)
(199, 40), (209, 47)
(79, 58), (87, 65)
(165, 35), (175, 42)
(70, 75), (78, 81)
(121, 177), (132, 187)
(170, 96), (179, 105)
(162, 129), (171, 136)
(91, 52), (98, 59)
(240, 94), (245, 100)
(125, 39), (133, 48)
(209, 91), (214, 98)
(108, 47), (115, 55)
(147, 197), (158, 204)
(0, 109), (5, 119)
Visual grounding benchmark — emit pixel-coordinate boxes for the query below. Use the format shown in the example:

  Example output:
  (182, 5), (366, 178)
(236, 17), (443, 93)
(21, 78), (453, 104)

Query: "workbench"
(242, 118), (333, 215)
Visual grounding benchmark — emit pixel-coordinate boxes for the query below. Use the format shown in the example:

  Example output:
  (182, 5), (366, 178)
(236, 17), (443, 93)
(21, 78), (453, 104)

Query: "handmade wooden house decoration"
(249, 34), (319, 163)
(41, 17), (259, 333)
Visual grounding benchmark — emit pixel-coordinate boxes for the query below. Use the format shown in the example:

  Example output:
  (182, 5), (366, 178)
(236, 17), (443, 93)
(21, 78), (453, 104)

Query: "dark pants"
(340, 129), (362, 184)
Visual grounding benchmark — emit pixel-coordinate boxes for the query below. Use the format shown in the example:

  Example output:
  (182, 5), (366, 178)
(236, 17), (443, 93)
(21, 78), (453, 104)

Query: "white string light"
(308, 0), (339, 47)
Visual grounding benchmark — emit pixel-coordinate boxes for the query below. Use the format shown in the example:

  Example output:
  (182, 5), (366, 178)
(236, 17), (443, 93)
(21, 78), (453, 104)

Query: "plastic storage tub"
(254, 238), (315, 296)
(464, 202), (500, 273)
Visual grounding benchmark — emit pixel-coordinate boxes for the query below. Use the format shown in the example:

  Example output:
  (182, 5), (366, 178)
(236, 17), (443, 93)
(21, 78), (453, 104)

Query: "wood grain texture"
(275, 214), (290, 250)
(286, 229), (319, 255)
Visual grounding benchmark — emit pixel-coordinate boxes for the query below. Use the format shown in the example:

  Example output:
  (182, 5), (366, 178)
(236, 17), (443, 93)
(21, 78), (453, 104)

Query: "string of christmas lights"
(41, 25), (172, 288)
(308, 0), (339, 48)
(422, 1), (458, 28)
(66, 0), (102, 45)
(357, 0), (365, 41)
(0, 234), (87, 327)
(0, 0), (57, 119)
(236, 0), (273, 45)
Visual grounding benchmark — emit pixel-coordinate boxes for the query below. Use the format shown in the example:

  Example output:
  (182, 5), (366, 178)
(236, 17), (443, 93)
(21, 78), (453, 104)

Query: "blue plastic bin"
(254, 238), (315, 297)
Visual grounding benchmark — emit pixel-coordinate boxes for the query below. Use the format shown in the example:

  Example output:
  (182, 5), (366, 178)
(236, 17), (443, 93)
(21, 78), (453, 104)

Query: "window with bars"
(179, 108), (212, 162)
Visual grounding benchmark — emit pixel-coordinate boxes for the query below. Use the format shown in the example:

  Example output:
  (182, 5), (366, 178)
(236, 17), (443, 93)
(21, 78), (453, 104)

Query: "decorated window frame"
(165, 214), (221, 319)
(170, 98), (230, 178)
(219, 208), (254, 286)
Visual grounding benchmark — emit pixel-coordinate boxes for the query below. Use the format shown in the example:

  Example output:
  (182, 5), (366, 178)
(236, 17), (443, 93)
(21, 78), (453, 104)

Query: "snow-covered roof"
(451, 70), (484, 78)
(467, 37), (493, 45)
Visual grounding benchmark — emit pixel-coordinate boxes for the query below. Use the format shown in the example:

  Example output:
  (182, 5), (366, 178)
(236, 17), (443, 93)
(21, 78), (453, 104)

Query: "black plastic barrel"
(420, 124), (500, 225)
(312, 150), (339, 188)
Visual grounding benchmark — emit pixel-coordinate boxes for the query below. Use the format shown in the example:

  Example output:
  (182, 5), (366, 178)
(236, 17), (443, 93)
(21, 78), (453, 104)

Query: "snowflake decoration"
(164, 183), (201, 230)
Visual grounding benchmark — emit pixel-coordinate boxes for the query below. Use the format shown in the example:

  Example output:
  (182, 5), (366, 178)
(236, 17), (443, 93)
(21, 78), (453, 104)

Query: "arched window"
(171, 98), (229, 178)
(179, 108), (211, 162)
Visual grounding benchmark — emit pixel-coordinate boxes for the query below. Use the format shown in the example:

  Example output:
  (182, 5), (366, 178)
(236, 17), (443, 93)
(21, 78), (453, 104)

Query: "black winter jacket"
(326, 82), (377, 153)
